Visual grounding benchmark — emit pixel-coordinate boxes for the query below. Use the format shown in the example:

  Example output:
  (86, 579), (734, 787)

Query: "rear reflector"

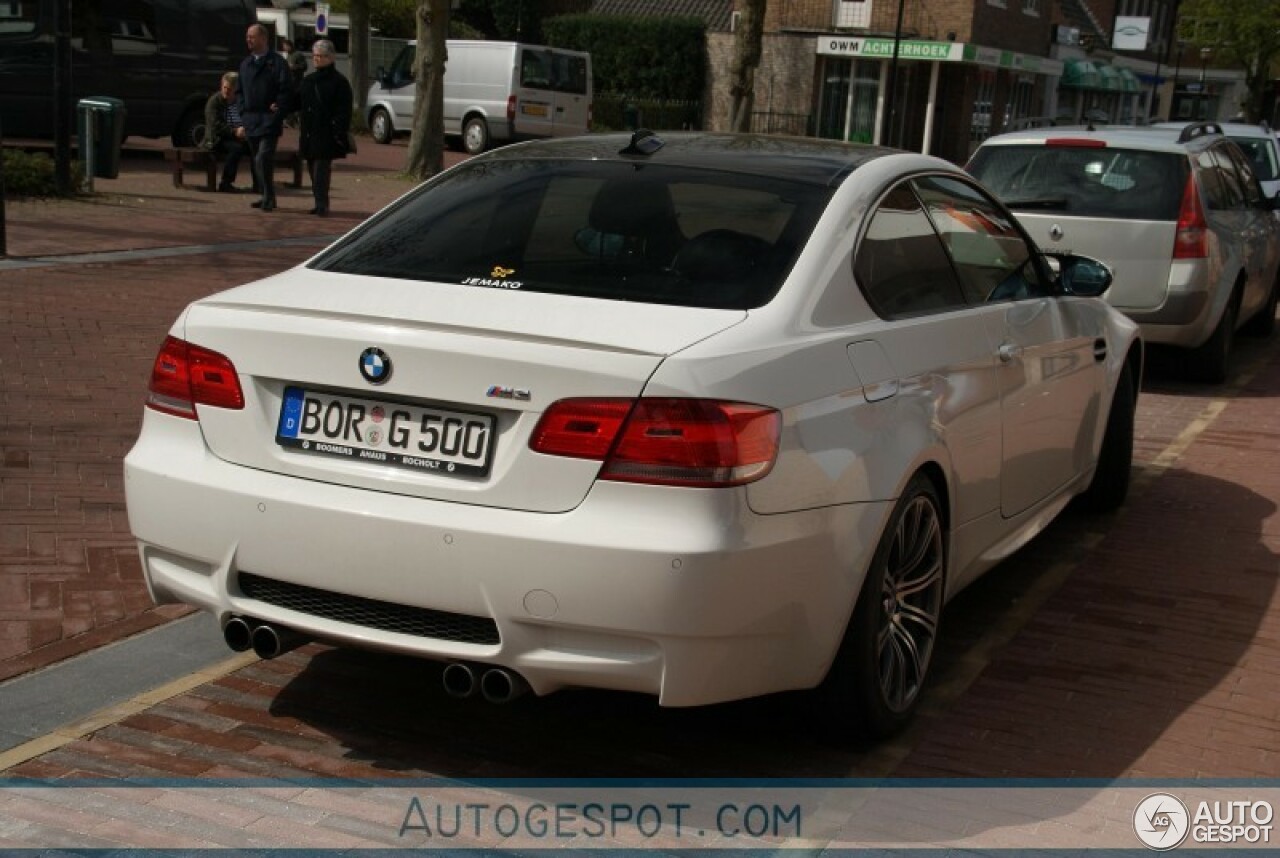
(146, 336), (245, 419)
(1045, 138), (1107, 148)
(1173, 172), (1209, 259)
(530, 398), (781, 488)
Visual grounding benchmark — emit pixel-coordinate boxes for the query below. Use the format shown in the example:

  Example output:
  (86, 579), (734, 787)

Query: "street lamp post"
(1198, 46), (1212, 120)
(880, 0), (906, 148)
(1171, 40), (1185, 119)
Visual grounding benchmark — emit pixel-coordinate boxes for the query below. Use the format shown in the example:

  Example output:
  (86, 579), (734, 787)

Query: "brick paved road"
(1, 146), (1276, 813)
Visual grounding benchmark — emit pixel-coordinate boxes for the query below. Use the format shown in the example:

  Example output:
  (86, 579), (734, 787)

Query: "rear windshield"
(312, 160), (833, 310)
(967, 144), (1188, 221)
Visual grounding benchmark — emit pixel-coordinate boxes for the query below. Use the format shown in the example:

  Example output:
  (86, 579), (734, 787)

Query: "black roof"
(478, 132), (895, 187)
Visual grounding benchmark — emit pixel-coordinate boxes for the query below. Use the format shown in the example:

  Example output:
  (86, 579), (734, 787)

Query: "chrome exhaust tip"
(442, 662), (478, 698)
(222, 616), (254, 652)
(250, 623), (304, 659)
(480, 667), (530, 704)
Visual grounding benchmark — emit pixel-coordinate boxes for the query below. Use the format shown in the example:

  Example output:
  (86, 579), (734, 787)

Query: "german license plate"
(276, 386), (495, 477)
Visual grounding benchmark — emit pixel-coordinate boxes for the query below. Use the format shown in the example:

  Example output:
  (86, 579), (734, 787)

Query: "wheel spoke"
(897, 600), (939, 640)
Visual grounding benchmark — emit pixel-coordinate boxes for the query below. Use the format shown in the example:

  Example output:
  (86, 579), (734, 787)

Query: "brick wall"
(707, 31), (816, 132)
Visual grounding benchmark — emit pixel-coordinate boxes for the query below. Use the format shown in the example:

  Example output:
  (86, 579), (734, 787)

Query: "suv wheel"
(1242, 274), (1279, 338)
(1191, 293), (1238, 384)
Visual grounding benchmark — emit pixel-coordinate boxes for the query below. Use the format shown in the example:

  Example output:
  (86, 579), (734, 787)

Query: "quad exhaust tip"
(442, 663), (530, 704)
(222, 616), (306, 660)
(222, 616), (253, 652)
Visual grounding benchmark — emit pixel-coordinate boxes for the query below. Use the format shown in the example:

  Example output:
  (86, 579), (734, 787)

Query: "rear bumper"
(1118, 289), (1216, 348)
(124, 409), (888, 706)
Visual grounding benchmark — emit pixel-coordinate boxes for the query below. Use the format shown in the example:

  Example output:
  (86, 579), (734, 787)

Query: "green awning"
(1061, 58), (1100, 89)
(1096, 64), (1123, 91)
(1117, 67), (1141, 93)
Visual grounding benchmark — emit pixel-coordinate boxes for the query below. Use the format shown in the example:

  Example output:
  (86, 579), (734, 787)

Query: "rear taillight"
(1174, 173), (1209, 259)
(146, 335), (245, 419)
(506, 95), (516, 124)
(530, 398), (781, 488)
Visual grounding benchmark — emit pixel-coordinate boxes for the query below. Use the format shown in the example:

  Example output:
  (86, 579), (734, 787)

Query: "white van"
(256, 6), (354, 80)
(366, 40), (592, 154)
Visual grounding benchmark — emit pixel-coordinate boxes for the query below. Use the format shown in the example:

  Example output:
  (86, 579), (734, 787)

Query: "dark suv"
(0, 0), (255, 147)
(968, 122), (1280, 382)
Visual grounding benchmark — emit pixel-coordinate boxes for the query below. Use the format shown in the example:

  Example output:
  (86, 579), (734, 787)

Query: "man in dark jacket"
(237, 23), (294, 212)
(298, 39), (353, 216)
(203, 71), (251, 192)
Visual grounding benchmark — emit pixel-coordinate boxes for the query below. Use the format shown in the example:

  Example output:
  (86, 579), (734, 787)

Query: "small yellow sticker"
(491, 265), (515, 279)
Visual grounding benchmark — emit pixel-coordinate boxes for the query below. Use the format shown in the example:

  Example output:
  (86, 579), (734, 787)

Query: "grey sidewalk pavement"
(0, 134), (457, 680)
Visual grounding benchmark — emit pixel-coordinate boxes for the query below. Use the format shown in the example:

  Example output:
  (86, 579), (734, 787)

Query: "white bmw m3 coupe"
(125, 131), (1142, 737)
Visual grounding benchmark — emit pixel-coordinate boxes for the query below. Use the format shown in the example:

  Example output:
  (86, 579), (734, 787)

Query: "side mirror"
(375, 65), (390, 88)
(1045, 252), (1113, 297)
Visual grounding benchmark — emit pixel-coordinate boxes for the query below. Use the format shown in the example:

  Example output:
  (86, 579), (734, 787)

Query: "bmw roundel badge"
(359, 347), (392, 385)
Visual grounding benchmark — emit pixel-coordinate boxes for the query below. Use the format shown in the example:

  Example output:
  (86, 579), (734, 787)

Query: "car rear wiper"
(1003, 196), (1069, 210)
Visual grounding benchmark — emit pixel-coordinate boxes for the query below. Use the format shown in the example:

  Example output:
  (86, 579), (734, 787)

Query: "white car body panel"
(125, 135), (1142, 712)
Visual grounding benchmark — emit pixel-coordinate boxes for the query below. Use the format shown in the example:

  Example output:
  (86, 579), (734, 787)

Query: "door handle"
(997, 342), (1023, 363)
(1093, 338), (1108, 362)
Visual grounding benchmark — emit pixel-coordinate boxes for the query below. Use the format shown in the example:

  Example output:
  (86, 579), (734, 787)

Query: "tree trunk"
(728, 0), (765, 132)
(349, 0), (370, 115)
(406, 0), (450, 180)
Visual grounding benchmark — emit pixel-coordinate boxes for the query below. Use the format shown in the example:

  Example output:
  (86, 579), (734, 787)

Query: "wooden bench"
(164, 145), (304, 191)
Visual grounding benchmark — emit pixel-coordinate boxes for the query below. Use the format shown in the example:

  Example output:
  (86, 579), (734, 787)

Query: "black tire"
(370, 108), (393, 145)
(1189, 295), (1237, 384)
(824, 473), (946, 740)
(171, 108), (203, 148)
(1080, 364), (1134, 513)
(1242, 275), (1278, 338)
(462, 116), (489, 155)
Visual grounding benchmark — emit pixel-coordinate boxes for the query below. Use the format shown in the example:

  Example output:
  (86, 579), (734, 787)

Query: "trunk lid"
(182, 269), (745, 512)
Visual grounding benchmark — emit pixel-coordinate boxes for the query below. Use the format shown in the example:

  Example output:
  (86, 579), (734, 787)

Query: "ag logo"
(1134, 793), (1190, 850)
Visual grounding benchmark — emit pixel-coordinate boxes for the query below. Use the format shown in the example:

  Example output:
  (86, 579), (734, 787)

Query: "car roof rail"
(1178, 121), (1223, 143)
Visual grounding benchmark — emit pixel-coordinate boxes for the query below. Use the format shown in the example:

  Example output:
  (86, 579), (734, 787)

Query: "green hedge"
(2, 149), (84, 197)
(593, 93), (702, 132)
(544, 14), (706, 105)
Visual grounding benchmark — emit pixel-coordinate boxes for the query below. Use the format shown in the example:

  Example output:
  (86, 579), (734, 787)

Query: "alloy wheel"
(875, 495), (944, 713)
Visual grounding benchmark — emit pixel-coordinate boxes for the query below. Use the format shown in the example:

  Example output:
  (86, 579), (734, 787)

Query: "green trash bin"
(77, 96), (127, 180)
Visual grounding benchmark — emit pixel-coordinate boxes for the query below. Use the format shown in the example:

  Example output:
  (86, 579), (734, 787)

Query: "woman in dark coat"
(298, 39), (353, 216)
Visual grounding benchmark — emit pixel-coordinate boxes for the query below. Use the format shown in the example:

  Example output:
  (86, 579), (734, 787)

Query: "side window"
(1201, 147), (1244, 209)
(853, 184), (968, 318)
(520, 49), (552, 89)
(913, 174), (1046, 304)
(1223, 144), (1264, 207)
(553, 54), (588, 95)
(0, 0), (39, 36)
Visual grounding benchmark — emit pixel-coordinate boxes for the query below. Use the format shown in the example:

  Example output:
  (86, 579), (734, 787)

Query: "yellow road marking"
(0, 650), (258, 773)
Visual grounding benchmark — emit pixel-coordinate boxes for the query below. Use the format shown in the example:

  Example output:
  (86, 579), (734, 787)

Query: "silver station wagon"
(969, 121), (1280, 382)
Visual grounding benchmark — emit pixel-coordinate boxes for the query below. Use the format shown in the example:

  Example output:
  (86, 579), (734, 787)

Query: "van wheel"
(823, 473), (945, 740)
(1190, 295), (1237, 384)
(463, 117), (489, 155)
(1242, 274), (1278, 338)
(171, 108), (203, 148)
(370, 109), (393, 145)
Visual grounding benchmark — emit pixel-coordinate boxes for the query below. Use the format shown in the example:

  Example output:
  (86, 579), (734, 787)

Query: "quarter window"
(854, 185), (968, 318)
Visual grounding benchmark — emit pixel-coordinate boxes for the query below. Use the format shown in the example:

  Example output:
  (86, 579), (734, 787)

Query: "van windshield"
(311, 159), (834, 310)
(968, 145), (1188, 221)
